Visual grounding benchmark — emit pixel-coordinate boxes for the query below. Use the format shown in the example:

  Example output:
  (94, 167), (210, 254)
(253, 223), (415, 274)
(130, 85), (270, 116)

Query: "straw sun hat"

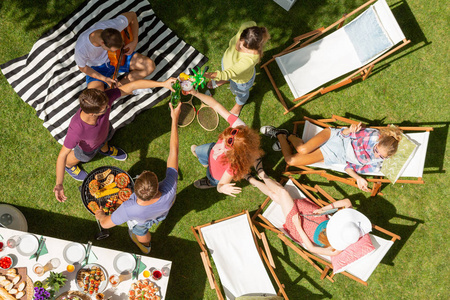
(326, 208), (372, 250)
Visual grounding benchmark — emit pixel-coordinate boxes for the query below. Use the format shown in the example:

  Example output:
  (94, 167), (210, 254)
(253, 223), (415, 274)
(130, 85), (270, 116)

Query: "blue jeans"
(222, 59), (256, 105)
(132, 215), (167, 236)
(86, 52), (136, 88)
(195, 143), (220, 186)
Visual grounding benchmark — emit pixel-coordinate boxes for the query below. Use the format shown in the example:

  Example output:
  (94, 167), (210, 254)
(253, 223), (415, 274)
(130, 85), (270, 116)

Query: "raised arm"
(121, 11), (139, 55)
(118, 78), (177, 96)
(167, 103), (181, 170)
(188, 89), (231, 120)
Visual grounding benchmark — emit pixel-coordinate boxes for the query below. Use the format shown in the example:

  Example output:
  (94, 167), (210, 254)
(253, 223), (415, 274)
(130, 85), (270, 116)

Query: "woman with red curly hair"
(188, 90), (263, 197)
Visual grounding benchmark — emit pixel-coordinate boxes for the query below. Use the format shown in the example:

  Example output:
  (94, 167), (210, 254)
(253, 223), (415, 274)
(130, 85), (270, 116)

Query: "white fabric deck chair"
(285, 115), (432, 196)
(261, 0), (410, 114)
(253, 177), (400, 286)
(191, 211), (288, 300)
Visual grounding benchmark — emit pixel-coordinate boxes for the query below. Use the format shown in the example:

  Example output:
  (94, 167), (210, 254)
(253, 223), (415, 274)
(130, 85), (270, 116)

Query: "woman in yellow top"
(205, 21), (270, 116)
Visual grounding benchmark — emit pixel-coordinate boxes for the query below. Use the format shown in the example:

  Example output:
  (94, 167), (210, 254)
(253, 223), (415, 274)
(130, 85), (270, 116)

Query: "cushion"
(331, 233), (375, 274)
(381, 133), (419, 183)
(236, 296), (284, 300)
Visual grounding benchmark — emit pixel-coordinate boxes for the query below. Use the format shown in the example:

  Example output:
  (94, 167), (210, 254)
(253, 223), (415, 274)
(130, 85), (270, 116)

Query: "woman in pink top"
(188, 90), (263, 197)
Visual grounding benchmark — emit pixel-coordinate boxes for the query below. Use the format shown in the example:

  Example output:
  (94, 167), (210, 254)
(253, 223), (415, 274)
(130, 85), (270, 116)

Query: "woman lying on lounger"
(260, 123), (403, 192)
(247, 169), (372, 256)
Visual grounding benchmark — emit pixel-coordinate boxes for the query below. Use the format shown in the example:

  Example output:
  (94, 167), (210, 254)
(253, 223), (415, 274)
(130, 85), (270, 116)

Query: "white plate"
(76, 263), (108, 294)
(17, 234), (39, 256)
(113, 253), (136, 274)
(63, 242), (86, 264)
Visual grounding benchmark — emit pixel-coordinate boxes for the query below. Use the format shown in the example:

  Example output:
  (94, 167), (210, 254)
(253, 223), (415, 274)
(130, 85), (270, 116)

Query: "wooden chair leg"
(370, 181), (382, 197)
(321, 266), (331, 280)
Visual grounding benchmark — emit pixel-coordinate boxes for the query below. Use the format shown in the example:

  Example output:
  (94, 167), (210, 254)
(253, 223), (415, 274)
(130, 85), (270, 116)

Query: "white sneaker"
(132, 88), (153, 95)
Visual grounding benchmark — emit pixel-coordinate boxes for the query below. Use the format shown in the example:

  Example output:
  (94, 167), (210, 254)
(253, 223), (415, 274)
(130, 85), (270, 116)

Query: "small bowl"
(0, 255), (13, 270)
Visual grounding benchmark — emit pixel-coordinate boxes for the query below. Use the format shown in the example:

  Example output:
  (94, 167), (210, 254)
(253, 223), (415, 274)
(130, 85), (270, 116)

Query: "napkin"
(137, 260), (147, 275)
(87, 250), (98, 264)
(30, 238), (48, 260)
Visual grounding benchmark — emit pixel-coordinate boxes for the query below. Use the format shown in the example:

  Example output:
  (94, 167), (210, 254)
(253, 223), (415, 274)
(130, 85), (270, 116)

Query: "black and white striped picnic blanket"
(0, 0), (207, 145)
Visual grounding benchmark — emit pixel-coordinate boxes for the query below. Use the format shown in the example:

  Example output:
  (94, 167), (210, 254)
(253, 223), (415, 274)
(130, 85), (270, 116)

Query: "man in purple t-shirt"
(95, 103), (181, 254)
(53, 78), (176, 202)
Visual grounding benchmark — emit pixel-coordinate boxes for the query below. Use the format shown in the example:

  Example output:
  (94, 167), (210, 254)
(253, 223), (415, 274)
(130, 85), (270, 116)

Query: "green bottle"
(170, 80), (181, 106)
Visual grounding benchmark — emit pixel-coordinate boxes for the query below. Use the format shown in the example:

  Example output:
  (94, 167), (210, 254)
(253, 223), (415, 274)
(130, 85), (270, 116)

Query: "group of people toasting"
(53, 11), (403, 256)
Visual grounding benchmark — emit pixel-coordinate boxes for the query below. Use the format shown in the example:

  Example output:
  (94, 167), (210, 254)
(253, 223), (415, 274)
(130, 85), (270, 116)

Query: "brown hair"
(101, 28), (123, 49)
(378, 126), (403, 157)
(240, 26), (270, 58)
(79, 89), (109, 114)
(219, 126), (264, 180)
(134, 171), (159, 201)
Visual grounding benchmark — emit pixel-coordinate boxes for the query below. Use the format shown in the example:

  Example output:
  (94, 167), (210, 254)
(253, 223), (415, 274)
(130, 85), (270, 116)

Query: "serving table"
(0, 227), (171, 299)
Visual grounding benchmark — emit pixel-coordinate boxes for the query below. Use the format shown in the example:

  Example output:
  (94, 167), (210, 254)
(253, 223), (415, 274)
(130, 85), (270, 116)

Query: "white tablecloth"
(0, 228), (171, 299)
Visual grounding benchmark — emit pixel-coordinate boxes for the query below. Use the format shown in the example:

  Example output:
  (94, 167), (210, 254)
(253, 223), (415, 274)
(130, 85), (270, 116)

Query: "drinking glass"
(35, 258), (60, 276)
(7, 236), (21, 248)
(151, 268), (162, 281)
(109, 272), (131, 287)
(161, 265), (170, 277)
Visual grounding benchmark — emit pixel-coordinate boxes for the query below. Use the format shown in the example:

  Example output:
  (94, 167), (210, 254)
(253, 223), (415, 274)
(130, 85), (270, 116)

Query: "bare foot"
(230, 103), (243, 116)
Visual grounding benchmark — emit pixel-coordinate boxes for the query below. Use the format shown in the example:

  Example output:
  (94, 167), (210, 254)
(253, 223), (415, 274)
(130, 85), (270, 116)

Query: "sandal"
(194, 177), (215, 189)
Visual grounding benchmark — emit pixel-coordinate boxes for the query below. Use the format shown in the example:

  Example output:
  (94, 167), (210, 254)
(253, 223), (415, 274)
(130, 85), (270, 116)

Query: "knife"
(132, 254), (141, 279)
(82, 241), (92, 267)
(35, 236), (46, 261)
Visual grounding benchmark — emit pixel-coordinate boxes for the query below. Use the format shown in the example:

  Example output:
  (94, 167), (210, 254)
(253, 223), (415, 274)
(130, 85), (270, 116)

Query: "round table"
(0, 204), (28, 231)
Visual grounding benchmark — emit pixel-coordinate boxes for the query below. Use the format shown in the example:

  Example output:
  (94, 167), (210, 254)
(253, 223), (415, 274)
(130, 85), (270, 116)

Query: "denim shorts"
(73, 124), (114, 162)
(86, 52), (136, 88)
(131, 215), (167, 236)
(194, 142), (220, 186)
(319, 128), (348, 165)
(222, 59), (256, 105)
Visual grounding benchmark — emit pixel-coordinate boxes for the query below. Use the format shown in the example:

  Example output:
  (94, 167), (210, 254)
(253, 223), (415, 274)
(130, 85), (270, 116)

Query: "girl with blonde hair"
(260, 123), (403, 192)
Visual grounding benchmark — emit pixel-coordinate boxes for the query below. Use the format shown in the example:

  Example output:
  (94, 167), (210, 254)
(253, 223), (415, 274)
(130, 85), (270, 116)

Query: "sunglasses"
(373, 144), (386, 159)
(225, 128), (240, 149)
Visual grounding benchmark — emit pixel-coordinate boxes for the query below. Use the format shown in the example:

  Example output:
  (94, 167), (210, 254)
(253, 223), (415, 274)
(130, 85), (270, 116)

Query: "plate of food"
(128, 279), (161, 300)
(113, 253), (136, 274)
(16, 234), (39, 257)
(56, 290), (90, 300)
(76, 264), (108, 296)
(63, 243), (86, 264)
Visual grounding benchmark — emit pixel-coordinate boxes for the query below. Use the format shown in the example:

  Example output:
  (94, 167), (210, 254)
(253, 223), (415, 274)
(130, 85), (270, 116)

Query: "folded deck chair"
(261, 0), (410, 114)
(191, 211), (288, 300)
(252, 177), (400, 286)
(0, 0), (207, 145)
(284, 115), (432, 196)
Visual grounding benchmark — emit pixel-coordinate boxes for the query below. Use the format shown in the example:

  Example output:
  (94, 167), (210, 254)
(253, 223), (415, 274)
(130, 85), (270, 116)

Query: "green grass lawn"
(1, 0), (449, 299)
